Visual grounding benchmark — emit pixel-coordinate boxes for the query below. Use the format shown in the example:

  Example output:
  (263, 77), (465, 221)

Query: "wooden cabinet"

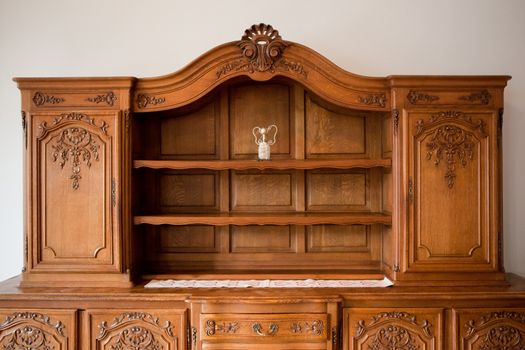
(453, 309), (525, 350)
(4, 23), (524, 350)
(344, 308), (443, 350)
(0, 309), (77, 350)
(84, 310), (186, 350)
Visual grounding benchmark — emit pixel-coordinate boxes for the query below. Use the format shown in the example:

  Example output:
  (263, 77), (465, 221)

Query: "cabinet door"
(85, 309), (186, 350)
(345, 308), (443, 350)
(454, 309), (525, 350)
(29, 111), (121, 273)
(406, 110), (498, 272)
(0, 309), (77, 350)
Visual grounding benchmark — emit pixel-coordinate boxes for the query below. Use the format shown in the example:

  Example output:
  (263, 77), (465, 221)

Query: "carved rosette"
(407, 90), (439, 105)
(86, 91), (117, 106)
(416, 111), (487, 189)
(290, 320), (324, 335)
(459, 89), (492, 105)
(216, 23), (308, 79)
(205, 320), (239, 336)
(111, 326), (161, 350)
(33, 92), (65, 106)
(369, 325), (418, 350)
(136, 94), (166, 109)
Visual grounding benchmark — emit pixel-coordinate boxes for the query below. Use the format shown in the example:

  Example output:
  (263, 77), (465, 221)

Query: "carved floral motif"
(98, 312), (174, 341)
(479, 325), (525, 350)
(0, 312), (65, 337)
(407, 90), (439, 105)
(358, 93), (387, 108)
(216, 23), (308, 79)
(290, 320), (324, 335)
(86, 91), (117, 106)
(459, 89), (492, 105)
(369, 325), (419, 350)
(33, 92), (65, 106)
(4, 325), (54, 350)
(51, 127), (100, 190)
(205, 320), (239, 336)
(426, 125), (474, 189)
(136, 94), (166, 109)
(110, 326), (161, 350)
(356, 312), (432, 339)
(392, 109), (400, 135)
(466, 311), (525, 337)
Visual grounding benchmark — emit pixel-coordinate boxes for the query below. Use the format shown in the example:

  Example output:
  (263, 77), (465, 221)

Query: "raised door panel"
(345, 308), (443, 350)
(86, 310), (186, 350)
(0, 309), (77, 350)
(31, 111), (120, 272)
(454, 309), (525, 350)
(406, 110), (497, 272)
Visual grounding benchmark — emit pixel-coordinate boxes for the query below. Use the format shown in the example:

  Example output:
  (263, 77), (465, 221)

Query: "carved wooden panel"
(200, 313), (328, 342)
(0, 310), (76, 350)
(231, 225), (296, 253)
(86, 310), (186, 350)
(160, 99), (219, 158)
(31, 112), (120, 272)
(454, 309), (525, 350)
(306, 170), (369, 211)
(231, 170), (296, 211)
(305, 95), (367, 158)
(407, 110), (496, 272)
(406, 89), (493, 106)
(158, 171), (219, 212)
(345, 308), (443, 350)
(306, 225), (369, 253)
(230, 84), (292, 159)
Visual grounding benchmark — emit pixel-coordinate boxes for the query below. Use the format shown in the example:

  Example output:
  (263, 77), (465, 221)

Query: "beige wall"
(0, 0), (524, 281)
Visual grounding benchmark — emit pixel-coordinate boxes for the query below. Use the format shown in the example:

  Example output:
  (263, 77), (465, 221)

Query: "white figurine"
(252, 125), (277, 160)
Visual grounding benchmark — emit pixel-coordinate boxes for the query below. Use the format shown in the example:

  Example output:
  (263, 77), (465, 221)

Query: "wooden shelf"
(134, 212), (392, 226)
(133, 158), (391, 170)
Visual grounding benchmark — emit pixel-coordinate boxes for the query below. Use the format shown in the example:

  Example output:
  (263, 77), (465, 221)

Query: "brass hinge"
(393, 264), (400, 272)
(21, 111), (27, 149)
(408, 176), (414, 203)
(392, 109), (400, 135)
(191, 326), (197, 349)
(111, 178), (117, 207)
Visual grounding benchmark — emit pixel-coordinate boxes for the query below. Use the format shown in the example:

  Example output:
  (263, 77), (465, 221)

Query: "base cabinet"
(454, 308), (525, 350)
(344, 308), (443, 350)
(84, 309), (187, 350)
(0, 309), (77, 350)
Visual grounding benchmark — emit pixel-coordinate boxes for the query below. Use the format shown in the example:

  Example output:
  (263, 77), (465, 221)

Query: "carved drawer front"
(200, 313), (328, 342)
(86, 309), (186, 350)
(0, 309), (77, 350)
(454, 308), (525, 350)
(345, 308), (443, 350)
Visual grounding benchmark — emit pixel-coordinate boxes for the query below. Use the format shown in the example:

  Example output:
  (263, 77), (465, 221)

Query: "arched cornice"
(133, 23), (390, 112)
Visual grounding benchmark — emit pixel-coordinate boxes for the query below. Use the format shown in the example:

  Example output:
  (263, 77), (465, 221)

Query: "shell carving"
(238, 23), (288, 72)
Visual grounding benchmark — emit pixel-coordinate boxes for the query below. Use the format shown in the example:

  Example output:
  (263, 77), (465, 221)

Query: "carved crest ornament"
(216, 23), (308, 79)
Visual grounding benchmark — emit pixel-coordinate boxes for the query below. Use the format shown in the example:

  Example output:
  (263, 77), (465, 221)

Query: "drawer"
(85, 309), (187, 350)
(453, 308), (525, 350)
(200, 313), (329, 342)
(344, 308), (443, 350)
(0, 309), (77, 350)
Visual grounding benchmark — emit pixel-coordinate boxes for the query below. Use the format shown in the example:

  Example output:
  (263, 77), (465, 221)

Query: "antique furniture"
(1, 23), (524, 349)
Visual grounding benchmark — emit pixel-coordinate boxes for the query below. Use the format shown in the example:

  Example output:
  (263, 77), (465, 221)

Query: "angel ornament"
(252, 125), (278, 160)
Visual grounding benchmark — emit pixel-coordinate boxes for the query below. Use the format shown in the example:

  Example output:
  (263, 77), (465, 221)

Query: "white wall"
(0, 0), (524, 281)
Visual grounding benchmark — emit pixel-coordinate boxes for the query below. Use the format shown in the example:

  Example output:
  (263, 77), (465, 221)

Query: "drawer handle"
(252, 323), (279, 336)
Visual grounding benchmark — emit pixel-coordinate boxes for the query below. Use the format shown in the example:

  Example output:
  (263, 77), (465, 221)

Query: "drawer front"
(85, 309), (187, 350)
(0, 309), (77, 350)
(454, 308), (525, 350)
(200, 313), (328, 342)
(345, 308), (443, 350)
